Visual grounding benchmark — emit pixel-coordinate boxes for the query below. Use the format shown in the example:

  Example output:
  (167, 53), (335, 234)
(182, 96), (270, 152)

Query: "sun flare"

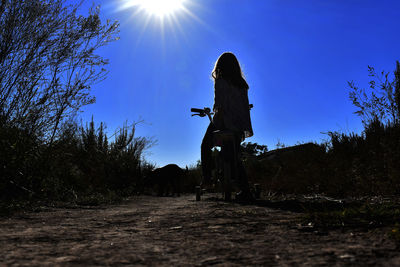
(118, 0), (201, 43)
(121, 0), (186, 18)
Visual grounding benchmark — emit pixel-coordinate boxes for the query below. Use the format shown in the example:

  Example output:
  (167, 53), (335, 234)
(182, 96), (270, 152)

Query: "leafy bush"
(241, 121), (400, 197)
(0, 123), (41, 200)
(1, 117), (154, 204)
(348, 61), (400, 125)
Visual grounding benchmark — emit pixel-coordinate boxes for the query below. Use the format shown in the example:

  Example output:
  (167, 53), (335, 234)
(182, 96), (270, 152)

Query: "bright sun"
(122, 0), (186, 18)
(118, 0), (199, 38)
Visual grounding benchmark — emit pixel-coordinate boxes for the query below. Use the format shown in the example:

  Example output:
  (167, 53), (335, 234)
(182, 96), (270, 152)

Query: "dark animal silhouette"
(148, 164), (185, 197)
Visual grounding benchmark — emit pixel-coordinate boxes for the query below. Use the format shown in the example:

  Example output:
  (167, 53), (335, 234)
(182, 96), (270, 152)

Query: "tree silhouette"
(0, 0), (119, 143)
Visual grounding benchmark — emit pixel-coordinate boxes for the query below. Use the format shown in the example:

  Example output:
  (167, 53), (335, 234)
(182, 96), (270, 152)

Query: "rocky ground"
(0, 194), (399, 266)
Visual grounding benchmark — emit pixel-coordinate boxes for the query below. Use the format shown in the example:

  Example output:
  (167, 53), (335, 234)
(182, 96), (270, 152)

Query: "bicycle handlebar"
(191, 105), (253, 122)
(190, 108), (206, 113)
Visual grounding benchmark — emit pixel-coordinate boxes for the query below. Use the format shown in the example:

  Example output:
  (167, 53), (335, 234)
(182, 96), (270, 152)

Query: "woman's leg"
(234, 136), (251, 193)
(201, 123), (216, 182)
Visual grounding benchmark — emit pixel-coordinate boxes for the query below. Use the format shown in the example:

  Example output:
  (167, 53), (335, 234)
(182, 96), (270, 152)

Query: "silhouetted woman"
(201, 52), (254, 200)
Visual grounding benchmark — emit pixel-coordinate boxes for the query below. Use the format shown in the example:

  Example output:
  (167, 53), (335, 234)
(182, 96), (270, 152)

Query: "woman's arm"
(212, 79), (227, 129)
(213, 79), (227, 112)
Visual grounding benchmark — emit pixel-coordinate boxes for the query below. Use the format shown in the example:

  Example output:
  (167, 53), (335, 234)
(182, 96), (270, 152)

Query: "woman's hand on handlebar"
(191, 107), (212, 117)
(191, 107), (213, 121)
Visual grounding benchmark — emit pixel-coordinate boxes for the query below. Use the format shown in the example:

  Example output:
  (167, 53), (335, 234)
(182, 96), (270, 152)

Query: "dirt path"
(0, 195), (399, 266)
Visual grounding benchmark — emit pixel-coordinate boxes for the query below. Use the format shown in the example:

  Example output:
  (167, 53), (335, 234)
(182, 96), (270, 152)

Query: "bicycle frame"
(191, 107), (237, 201)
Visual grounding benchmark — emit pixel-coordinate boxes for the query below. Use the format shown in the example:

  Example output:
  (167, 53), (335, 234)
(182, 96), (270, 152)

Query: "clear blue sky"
(75, 0), (400, 168)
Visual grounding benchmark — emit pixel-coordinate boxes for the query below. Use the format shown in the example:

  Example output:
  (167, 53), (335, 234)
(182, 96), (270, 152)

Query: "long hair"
(212, 52), (249, 90)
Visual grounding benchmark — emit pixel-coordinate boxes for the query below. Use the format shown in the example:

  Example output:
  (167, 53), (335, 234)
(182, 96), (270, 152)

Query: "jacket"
(212, 78), (254, 139)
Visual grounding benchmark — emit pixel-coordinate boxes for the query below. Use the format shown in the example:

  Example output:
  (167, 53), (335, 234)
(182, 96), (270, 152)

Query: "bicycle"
(191, 107), (241, 201)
